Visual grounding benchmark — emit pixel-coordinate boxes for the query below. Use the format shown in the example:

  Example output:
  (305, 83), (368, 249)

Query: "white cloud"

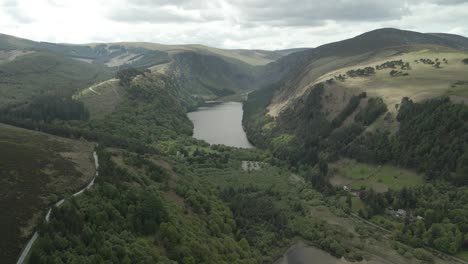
(0, 0), (466, 49)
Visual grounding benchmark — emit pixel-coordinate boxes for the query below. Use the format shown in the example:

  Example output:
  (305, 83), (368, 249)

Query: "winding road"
(16, 151), (99, 264)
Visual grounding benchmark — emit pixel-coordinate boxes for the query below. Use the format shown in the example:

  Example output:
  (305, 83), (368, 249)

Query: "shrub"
(412, 248), (434, 263)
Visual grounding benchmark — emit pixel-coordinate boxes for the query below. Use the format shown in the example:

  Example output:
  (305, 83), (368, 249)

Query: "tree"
(454, 149), (468, 184)
(423, 222), (463, 254)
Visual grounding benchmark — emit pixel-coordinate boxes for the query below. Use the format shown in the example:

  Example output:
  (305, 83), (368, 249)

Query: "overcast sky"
(0, 0), (467, 50)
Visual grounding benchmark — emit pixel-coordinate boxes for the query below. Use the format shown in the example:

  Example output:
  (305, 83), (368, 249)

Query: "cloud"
(1, 0), (34, 23)
(229, 0), (410, 26)
(0, 0), (466, 49)
(106, 0), (223, 23)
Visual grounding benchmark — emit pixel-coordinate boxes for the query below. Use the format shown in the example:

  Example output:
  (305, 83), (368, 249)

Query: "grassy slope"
(267, 46), (468, 117)
(0, 52), (112, 107)
(315, 48), (468, 112)
(73, 78), (125, 119)
(330, 159), (424, 193)
(0, 123), (95, 264)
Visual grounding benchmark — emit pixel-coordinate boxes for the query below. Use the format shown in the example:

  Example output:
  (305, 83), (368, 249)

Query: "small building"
(343, 185), (350, 191)
(396, 209), (407, 217)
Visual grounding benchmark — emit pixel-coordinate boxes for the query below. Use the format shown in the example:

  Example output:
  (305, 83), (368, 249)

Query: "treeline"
(243, 83), (279, 148)
(29, 149), (172, 263)
(352, 182), (468, 254)
(389, 70), (409, 77)
(376, 59), (408, 70)
(346, 67), (375, 77)
(355, 97), (387, 125)
(330, 92), (366, 128)
(116, 67), (150, 86)
(1, 95), (89, 122)
(244, 82), (388, 167)
(245, 81), (468, 184)
(349, 97), (468, 183)
(219, 186), (364, 261)
(86, 73), (193, 143)
(0, 116), (156, 154)
(392, 183), (468, 254)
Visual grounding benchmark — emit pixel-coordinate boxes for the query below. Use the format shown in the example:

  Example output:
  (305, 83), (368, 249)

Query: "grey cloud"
(425, 0), (468, 4)
(107, 0), (222, 23)
(1, 0), (34, 23)
(232, 0), (410, 26)
(109, 7), (199, 23)
(105, 0), (468, 28)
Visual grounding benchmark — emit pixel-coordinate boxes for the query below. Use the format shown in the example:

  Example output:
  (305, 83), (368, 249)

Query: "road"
(16, 151), (99, 264)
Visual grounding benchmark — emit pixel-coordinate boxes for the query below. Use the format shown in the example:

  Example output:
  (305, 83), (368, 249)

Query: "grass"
(330, 159), (424, 192)
(318, 49), (468, 113)
(197, 161), (290, 191)
(74, 78), (124, 119)
(0, 123), (94, 264)
(268, 47), (468, 118)
(446, 81), (468, 98)
(351, 197), (365, 213)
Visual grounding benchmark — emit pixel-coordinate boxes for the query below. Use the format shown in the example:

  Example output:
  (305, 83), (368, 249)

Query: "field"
(329, 159), (424, 192)
(0, 123), (95, 264)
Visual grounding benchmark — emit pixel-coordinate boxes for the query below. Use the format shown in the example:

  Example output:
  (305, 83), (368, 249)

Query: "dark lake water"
(187, 102), (254, 148)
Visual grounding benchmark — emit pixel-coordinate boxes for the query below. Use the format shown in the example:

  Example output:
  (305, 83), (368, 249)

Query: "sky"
(0, 0), (467, 50)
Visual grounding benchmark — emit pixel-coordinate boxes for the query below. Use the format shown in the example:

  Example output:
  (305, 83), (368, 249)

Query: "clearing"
(329, 159), (424, 192)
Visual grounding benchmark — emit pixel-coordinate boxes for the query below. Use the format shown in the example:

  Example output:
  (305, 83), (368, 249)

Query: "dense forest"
(29, 148), (260, 264)
(1, 95), (89, 122)
(243, 80), (468, 255)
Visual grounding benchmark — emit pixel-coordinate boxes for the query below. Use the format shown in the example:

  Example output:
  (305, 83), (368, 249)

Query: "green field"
(330, 159), (424, 192)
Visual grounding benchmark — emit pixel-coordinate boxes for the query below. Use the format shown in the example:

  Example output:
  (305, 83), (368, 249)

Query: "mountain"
(256, 28), (468, 116)
(3, 28), (468, 264)
(244, 27), (468, 178)
(243, 30), (468, 260)
(0, 33), (303, 109)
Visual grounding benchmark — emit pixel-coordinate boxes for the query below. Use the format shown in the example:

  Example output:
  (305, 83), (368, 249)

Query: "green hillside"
(243, 28), (468, 259)
(0, 124), (95, 264)
(0, 52), (112, 107)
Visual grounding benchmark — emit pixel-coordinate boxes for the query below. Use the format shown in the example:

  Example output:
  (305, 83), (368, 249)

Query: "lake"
(187, 102), (254, 148)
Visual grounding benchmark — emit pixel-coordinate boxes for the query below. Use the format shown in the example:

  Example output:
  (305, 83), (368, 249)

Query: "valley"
(1, 28), (468, 264)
